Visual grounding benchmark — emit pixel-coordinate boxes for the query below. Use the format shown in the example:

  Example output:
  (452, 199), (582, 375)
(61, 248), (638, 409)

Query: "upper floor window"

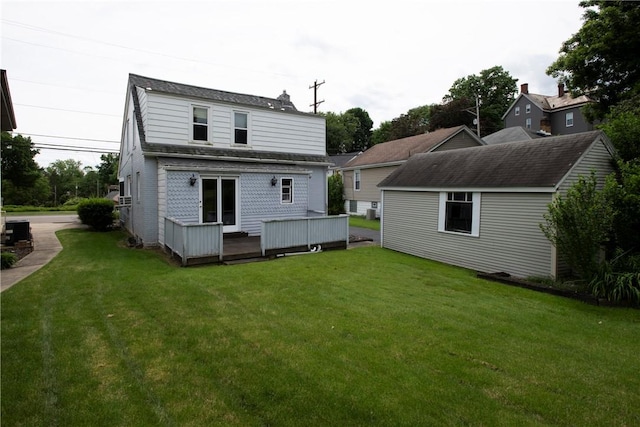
(438, 192), (481, 236)
(354, 170), (361, 191)
(525, 104), (531, 114)
(525, 118), (532, 129)
(281, 178), (293, 203)
(234, 112), (248, 144)
(192, 106), (209, 141)
(514, 106), (520, 116)
(566, 112), (574, 127)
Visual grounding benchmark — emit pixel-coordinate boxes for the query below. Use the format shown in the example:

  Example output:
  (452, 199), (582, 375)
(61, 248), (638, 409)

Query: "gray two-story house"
(502, 83), (594, 135)
(118, 74), (330, 248)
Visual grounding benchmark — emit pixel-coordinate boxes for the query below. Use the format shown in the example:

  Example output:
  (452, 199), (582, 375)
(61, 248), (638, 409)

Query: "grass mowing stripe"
(41, 297), (60, 426)
(92, 283), (176, 427)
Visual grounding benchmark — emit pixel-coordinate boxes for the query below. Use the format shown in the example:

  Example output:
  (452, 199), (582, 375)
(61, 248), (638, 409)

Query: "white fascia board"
(341, 161), (404, 171)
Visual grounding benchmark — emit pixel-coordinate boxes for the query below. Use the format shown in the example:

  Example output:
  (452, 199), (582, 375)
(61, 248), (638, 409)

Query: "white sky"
(1, 0), (584, 168)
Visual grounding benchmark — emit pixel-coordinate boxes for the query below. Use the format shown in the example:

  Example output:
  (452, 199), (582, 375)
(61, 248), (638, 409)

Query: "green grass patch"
(2, 230), (639, 425)
(349, 215), (380, 231)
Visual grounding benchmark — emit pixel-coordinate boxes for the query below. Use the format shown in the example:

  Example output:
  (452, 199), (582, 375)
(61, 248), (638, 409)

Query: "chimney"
(520, 83), (529, 95)
(558, 83), (565, 97)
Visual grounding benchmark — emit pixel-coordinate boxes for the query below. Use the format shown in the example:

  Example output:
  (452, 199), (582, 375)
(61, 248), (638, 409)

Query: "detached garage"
(378, 131), (615, 279)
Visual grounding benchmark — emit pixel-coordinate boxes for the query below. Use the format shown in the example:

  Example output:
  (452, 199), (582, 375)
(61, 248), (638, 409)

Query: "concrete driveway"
(1, 214), (83, 292)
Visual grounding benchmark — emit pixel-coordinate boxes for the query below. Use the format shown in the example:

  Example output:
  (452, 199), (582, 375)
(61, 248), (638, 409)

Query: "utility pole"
(475, 94), (481, 138)
(309, 80), (325, 114)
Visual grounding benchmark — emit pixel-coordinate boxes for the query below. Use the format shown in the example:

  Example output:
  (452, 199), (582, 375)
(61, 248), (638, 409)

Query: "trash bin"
(5, 220), (30, 246)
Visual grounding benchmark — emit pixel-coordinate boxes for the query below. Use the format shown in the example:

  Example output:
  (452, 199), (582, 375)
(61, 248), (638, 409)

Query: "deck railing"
(164, 217), (223, 266)
(261, 215), (349, 256)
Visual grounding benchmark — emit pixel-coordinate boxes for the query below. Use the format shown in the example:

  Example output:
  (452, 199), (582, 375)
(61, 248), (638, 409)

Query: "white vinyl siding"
(157, 167), (167, 245)
(142, 92), (325, 155)
(558, 139), (615, 194)
(382, 191), (555, 279)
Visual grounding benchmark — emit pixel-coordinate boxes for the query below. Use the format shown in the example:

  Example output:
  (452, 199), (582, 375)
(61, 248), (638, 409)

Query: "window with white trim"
(566, 112), (574, 127)
(514, 106), (520, 116)
(126, 175), (132, 196)
(438, 192), (481, 236)
(525, 104), (531, 114)
(281, 178), (293, 204)
(234, 112), (248, 144)
(525, 118), (531, 129)
(192, 106), (209, 142)
(354, 170), (361, 191)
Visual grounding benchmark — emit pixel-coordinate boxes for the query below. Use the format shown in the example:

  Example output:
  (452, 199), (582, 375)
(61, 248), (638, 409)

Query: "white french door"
(201, 177), (239, 233)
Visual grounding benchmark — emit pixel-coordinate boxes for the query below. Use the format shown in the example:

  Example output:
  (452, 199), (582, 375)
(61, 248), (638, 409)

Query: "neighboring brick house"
(502, 83), (594, 135)
(341, 126), (484, 217)
(117, 74), (330, 246)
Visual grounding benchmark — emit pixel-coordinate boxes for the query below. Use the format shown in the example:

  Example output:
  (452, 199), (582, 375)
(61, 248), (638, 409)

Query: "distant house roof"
(343, 125), (481, 169)
(379, 131), (612, 190)
(329, 152), (360, 169)
(502, 83), (592, 120)
(129, 73), (303, 114)
(1, 69), (17, 131)
(482, 126), (546, 145)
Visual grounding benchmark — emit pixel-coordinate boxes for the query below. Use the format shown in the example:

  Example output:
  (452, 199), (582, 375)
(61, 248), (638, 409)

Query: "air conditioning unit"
(118, 196), (132, 206)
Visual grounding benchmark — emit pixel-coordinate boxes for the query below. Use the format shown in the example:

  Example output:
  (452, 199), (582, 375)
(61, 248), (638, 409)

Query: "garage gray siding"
(558, 139), (614, 194)
(382, 191), (555, 278)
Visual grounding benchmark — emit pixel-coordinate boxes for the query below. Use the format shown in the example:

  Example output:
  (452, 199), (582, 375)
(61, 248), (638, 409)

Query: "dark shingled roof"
(378, 131), (610, 189)
(129, 73), (302, 114)
(142, 142), (329, 165)
(482, 126), (545, 145)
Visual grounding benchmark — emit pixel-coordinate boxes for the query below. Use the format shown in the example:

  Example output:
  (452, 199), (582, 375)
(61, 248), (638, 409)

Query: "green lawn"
(2, 230), (639, 426)
(349, 215), (380, 231)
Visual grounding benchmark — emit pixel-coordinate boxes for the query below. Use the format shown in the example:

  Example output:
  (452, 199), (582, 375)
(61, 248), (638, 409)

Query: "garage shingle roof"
(378, 131), (610, 189)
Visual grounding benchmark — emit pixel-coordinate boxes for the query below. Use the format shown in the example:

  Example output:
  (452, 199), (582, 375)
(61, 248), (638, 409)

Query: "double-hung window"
(354, 170), (361, 191)
(192, 106), (209, 142)
(514, 106), (520, 116)
(234, 112), (248, 144)
(525, 104), (531, 114)
(525, 118), (531, 129)
(281, 178), (293, 204)
(438, 192), (481, 236)
(566, 112), (574, 127)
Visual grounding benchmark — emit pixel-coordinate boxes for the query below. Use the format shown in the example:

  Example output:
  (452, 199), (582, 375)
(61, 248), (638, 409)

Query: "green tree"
(599, 99), (640, 162)
(371, 120), (392, 145)
(540, 172), (616, 280)
(345, 108), (373, 152)
(387, 105), (431, 140)
(45, 159), (84, 205)
(1, 132), (49, 205)
(96, 153), (119, 194)
(428, 98), (475, 132)
(324, 111), (359, 155)
(443, 65), (518, 136)
(328, 173), (345, 215)
(547, 1), (640, 120)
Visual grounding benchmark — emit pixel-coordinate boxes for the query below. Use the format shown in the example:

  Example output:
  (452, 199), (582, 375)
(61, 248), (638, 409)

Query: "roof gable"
(343, 126), (481, 168)
(378, 131), (611, 189)
(128, 73), (302, 114)
(482, 126), (545, 144)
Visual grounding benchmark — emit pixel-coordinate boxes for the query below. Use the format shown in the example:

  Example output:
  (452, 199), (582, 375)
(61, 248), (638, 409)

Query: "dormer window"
(192, 106), (209, 141)
(234, 112), (248, 144)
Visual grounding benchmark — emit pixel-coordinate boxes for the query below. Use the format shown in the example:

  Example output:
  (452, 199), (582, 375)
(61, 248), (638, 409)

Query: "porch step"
(223, 256), (271, 265)
(224, 231), (249, 239)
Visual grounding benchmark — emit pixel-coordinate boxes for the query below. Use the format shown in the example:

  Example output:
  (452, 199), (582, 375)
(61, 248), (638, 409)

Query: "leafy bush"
(1, 252), (17, 269)
(77, 198), (115, 231)
(62, 197), (88, 210)
(590, 251), (640, 306)
(328, 173), (345, 215)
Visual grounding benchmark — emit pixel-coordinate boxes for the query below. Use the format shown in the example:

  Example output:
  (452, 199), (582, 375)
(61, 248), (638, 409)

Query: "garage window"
(438, 192), (481, 236)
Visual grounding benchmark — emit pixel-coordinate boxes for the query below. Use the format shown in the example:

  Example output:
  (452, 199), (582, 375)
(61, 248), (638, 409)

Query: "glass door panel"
(221, 179), (236, 226)
(202, 178), (217, 223)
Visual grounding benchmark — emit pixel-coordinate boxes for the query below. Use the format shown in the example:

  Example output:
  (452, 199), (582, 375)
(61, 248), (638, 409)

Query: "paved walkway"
(1, 215), (83, 292)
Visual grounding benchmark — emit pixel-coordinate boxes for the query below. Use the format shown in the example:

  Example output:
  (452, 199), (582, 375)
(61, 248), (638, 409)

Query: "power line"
(33, 144), (118, 154)
(19, 132), (120, 144)
(10, 77), (119, 95)
(14, 103), (120, 117)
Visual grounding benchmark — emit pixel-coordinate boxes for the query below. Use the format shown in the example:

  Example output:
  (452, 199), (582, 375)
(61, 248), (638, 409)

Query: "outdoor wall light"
(271, 176), (278, 186)
(189, 174), (197, 186)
